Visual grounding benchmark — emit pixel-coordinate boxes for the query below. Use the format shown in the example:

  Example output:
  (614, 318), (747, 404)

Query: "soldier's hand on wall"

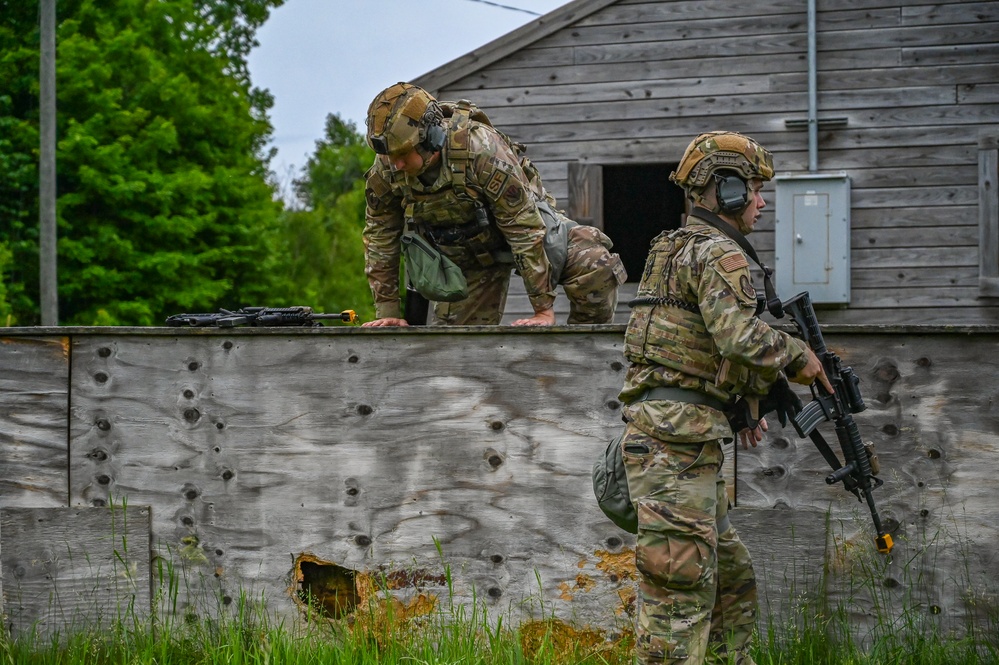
(361, 318), (411, 327)
(511, 308), (556, 327)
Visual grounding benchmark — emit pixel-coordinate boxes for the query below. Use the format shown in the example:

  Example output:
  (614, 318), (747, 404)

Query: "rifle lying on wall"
(781, 291), (894, 555)
(165, 306), (358, 328)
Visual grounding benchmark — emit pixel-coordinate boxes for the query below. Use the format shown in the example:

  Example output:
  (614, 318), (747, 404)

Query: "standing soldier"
(360, 82), (626, 327)
(617, 131), (831, 664)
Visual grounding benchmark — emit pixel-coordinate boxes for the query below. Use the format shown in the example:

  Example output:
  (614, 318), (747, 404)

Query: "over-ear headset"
(418, 102), (446, 152)
(422, 122), (446, 152)
(715, 171), (750, 214)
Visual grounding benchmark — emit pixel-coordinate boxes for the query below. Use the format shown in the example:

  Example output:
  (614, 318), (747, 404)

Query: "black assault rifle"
(781, 291), (894, 555)
(165, 306), (357, 328)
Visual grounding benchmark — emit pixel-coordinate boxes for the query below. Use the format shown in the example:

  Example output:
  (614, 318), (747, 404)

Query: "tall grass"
(1, 522), (996, 664)
(756, 512), (999, 665)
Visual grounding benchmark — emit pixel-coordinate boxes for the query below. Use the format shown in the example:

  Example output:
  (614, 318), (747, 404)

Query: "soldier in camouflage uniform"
(360, 83), (626, 327)
(617, 132), (831, 664)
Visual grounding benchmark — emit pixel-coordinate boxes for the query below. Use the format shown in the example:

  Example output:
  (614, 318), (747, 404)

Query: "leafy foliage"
(0, 241), (12, 326)
(271, 113), (376, 321)
(0, 0), (285, 325)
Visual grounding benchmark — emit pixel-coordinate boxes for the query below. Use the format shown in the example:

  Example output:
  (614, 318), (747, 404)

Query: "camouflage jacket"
(362, 113), (556, 319)
(619, 209), (810, 443)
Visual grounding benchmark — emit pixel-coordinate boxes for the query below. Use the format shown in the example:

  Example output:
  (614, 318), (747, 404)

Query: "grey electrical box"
(773, 173), (851, 304)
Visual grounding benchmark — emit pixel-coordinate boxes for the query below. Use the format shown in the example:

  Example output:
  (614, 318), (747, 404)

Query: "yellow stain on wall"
(594, 547), (638, 581)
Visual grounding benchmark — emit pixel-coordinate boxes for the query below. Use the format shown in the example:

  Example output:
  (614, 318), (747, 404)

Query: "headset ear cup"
(423, 123), (446, 152)
(716, 173), (749, 214)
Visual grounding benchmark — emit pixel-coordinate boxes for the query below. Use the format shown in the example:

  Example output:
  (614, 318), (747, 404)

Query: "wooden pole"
(39, 0), (58, 325)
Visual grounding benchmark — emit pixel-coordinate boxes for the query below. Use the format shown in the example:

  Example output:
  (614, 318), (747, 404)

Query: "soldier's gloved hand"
(726, 395), (761, 432)
(761, 375), (802, 428)
(726, 377), (801, 433)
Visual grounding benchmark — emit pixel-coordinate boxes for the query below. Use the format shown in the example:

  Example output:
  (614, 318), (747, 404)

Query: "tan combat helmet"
(670, 131), (775, 190)
(365, 82), (445, 158)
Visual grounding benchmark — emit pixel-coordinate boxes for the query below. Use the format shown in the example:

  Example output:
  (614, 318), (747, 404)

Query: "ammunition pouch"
(426, 199), (576, 279)
(426, 207), (514, 267)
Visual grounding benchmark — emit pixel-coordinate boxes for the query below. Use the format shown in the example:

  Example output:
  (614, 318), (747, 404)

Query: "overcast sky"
(247, 0), (572, 190)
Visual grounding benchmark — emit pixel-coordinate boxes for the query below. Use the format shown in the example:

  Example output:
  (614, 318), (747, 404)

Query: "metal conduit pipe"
(808, 0), (818, 172)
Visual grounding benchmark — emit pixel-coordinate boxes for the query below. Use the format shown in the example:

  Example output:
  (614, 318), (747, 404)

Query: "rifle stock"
(782, 292), (894, 555)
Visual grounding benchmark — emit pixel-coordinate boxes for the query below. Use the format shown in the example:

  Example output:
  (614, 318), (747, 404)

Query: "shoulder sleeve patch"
(485, 170), (509, 197)
(718, 252), (749, 273)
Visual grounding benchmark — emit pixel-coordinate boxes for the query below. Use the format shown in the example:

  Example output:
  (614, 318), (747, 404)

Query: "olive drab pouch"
(592, 432), (638, 534)
(401, 230), (469, 303)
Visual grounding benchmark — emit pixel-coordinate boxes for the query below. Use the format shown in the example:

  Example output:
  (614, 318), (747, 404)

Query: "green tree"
(272, 113), (375, 321)
(0, 1), (47, 322)
(0, 0), (285, 325)
(0, 241), (12, 326)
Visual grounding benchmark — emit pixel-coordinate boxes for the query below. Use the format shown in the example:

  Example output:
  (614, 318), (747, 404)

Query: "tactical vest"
(385, 100), (509, 267)
(398, 100), (573, 276)
(623, 226), (754, 401)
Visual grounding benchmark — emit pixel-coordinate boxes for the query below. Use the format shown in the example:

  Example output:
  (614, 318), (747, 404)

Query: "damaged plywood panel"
(67, 329), (635, 629)
(0, 336), (69, 508)
(0, 505), (151, 639)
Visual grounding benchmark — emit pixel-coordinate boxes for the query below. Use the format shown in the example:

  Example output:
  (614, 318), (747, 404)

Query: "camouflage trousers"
(621, 423), (758, 665)
(432, 225), (626, 325)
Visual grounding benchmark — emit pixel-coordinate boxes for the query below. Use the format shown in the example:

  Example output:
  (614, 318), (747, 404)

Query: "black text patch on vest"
(485, 171), (508, 197)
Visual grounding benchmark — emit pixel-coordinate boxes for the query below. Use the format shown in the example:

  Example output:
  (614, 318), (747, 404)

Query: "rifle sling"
(808, 428), (844, 474)
(688, 209), (784, 318)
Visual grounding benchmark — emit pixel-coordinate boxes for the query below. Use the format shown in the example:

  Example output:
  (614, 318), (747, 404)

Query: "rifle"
(165, 306), (358, 328)
(782, 291), (894, 555)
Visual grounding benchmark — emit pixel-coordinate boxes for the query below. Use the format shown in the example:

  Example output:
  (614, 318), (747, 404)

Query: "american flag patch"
(718, 253), (749, 273)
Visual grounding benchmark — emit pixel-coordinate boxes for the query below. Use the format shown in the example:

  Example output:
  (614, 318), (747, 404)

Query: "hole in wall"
(294, 556), (361, 619)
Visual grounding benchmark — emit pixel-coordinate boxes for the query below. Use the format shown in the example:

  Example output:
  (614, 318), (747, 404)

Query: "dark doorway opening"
(602, 164), (685, 281)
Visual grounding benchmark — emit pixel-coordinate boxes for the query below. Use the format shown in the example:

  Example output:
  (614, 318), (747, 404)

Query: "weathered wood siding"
(1, 327), (996, 641)
(0, 337), (69, 508)
(0, 506), (151, 637)
(417, 0), (999, 325)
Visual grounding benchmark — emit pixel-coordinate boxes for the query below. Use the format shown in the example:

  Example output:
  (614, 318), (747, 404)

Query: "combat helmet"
(670, 131), (774, 191)
(365, 82), (445, 158)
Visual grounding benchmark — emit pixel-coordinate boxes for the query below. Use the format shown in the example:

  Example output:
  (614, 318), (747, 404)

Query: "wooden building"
(414, 0), (999, 325)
